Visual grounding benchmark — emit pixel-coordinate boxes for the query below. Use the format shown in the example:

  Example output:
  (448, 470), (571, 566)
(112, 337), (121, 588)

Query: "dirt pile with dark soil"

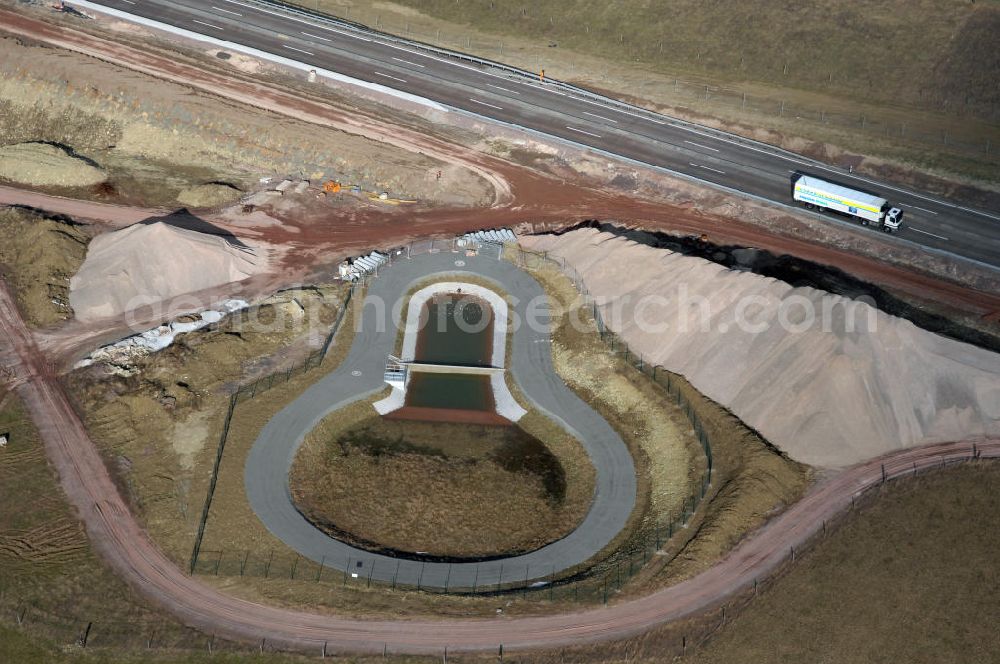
(0, 207), (88, 327)
(176, 183), (243, 208)
(0, 142), (107, 188)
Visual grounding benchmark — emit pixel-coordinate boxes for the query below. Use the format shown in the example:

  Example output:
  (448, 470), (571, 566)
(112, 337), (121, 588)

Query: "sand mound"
(70, 222), (267, 321)
(0, 142), (107, 187)
(522, 229), (1000, 468)
(177, 183), (243, 208)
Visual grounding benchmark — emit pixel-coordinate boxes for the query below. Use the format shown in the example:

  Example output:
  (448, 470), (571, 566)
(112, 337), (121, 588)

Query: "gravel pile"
(70, 221), (267, 321)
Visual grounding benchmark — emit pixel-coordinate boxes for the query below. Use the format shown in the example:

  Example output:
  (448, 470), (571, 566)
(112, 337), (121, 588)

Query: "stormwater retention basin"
(404, 292), (495, 414)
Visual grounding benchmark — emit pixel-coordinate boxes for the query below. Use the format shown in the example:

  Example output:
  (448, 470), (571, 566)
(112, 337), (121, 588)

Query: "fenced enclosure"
(188, 238), (717, 604)
(5, 236), (993, 659)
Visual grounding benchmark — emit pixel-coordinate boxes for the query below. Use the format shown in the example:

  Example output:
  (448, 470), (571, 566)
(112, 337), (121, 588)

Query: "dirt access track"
(4, 263), (999, 655)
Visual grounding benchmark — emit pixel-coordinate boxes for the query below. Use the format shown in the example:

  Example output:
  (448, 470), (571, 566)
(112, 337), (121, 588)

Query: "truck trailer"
(791, 172), (903, 233)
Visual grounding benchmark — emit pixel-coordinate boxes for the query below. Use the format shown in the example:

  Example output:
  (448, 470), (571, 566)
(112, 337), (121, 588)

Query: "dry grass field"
(538, 463), (1000, 664)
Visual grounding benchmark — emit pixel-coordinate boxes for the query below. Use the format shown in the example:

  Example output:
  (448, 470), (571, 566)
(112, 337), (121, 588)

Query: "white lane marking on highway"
(572, 94), (666, 124)
(192, 20), (224, 30)
(212, 6), (242, 16)
(684, 140), (719, 152)
(909, 205), (939, 215)
(301, 31), (332, 42)
(690, 162), (726, 175)
(374, 71), (407, 83)
(908, 227), (949, 241)
(119, 0), (135, 4)
(282, 45), (314, 55)
(582, 111), (617, 124)
(320, 25), (371, 42)
(470, 98), (504, 111)
(392, 57), (425, 68)
(384, 42), (427, 55)
(566, 126), (602, 139)
(224, 0), (372, 40)
(486, 83), (519, 95)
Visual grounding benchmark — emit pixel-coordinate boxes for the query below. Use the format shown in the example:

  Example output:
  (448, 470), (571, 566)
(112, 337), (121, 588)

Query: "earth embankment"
(521, 228), (1000, 467)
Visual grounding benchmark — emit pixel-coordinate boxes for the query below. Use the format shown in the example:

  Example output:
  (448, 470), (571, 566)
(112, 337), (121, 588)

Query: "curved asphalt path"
(244, 249), (637, 589)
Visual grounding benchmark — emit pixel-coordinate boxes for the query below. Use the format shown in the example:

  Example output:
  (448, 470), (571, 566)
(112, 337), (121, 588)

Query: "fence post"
(79, 622), (92, 648)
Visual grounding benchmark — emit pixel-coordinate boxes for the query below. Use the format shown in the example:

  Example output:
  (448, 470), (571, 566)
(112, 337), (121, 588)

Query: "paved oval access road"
(244, 249), (638, 589)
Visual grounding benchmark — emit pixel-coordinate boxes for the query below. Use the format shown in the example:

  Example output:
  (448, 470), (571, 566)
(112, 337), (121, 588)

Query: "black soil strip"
(551, 221), (1000, 354)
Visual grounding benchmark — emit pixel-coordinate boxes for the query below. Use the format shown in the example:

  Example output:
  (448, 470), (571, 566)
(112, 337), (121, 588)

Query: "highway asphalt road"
(244, 248), (637, 588)
(77, 0), (1000, 269)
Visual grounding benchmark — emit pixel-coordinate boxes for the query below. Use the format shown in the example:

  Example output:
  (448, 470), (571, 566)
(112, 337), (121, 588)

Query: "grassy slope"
(0, 391), (207, 652)
(367, 0), (998, 119)
(0, 34), (492, 207)
(294, 1), (1000, 184)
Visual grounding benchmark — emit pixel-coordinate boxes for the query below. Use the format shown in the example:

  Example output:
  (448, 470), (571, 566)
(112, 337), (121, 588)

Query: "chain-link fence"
(188, 283), (359, 574)
(188, 237), (717, 604)
(0, 589), (248, 655)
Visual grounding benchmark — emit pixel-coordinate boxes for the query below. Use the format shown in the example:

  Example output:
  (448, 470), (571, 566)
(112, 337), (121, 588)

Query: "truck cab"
(882, 206), (904, 233)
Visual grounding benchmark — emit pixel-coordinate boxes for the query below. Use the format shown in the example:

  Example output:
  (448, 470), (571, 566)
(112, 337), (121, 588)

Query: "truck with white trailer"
(791, 172), (903, 233)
